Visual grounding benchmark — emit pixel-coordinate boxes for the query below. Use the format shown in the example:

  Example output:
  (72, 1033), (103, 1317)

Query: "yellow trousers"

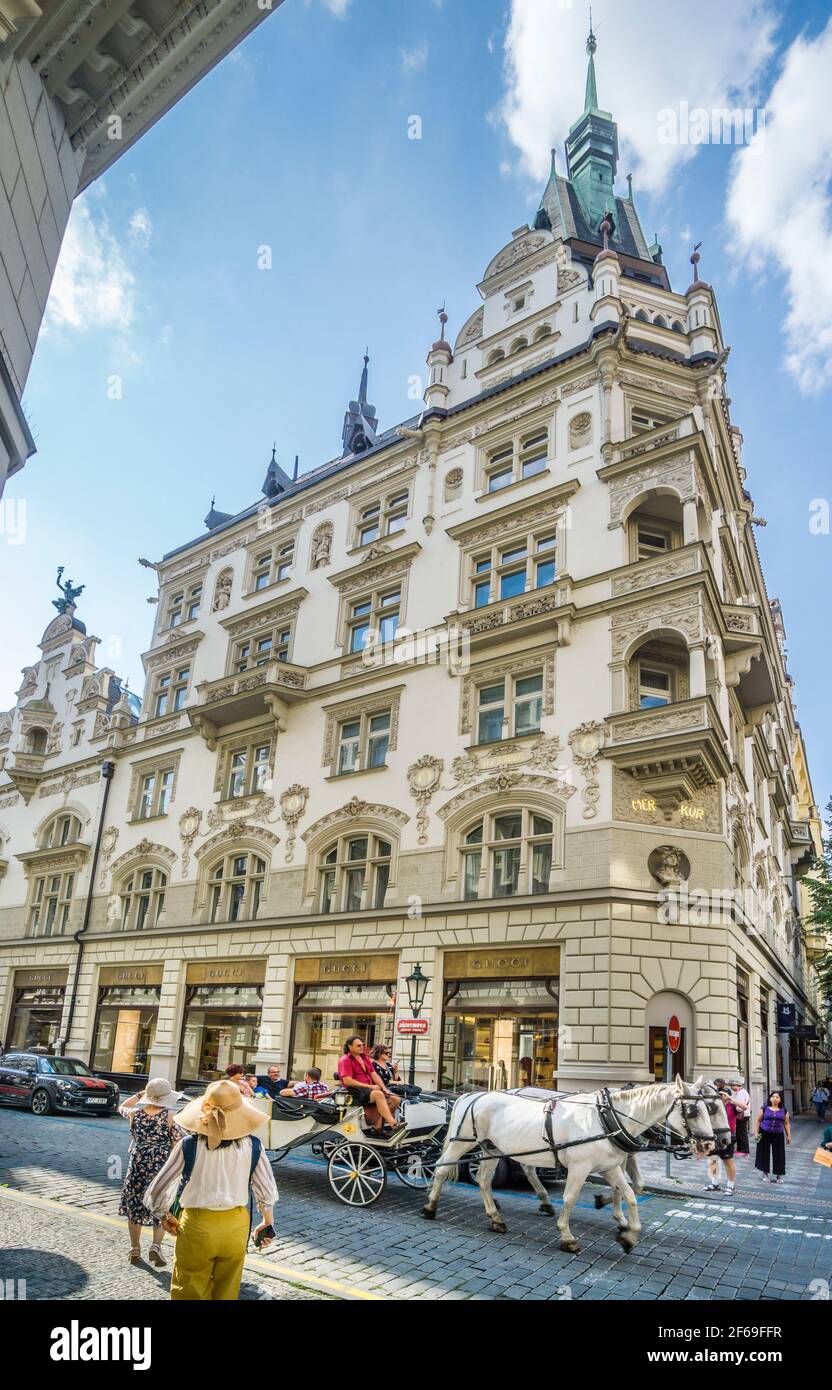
(171, 1206), (250, 1301)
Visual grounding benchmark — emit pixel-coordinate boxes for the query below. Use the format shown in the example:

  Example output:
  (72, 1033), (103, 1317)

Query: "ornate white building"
(0, 0), (286, 493)
(0, 35), (828, 1111)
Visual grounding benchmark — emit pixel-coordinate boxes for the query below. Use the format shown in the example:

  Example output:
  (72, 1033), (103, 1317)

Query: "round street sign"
(667, 1015), (682, 1054)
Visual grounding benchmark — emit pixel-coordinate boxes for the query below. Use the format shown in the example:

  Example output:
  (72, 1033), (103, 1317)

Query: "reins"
(436, 1085), (718, 1169)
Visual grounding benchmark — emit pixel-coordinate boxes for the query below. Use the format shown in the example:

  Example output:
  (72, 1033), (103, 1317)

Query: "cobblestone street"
(1, 1107), (830, 1301)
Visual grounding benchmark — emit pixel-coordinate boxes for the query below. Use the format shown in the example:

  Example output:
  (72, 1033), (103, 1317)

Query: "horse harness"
(443, 1086), (722, 1167)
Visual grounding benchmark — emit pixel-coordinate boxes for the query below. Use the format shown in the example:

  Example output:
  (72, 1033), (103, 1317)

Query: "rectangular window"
(29, 872), (73, 936)
(346, 589), (401, 653)
(355, 488), (411, 547)
(335, 709), (391, 775)
(153, 666), (190, 718)
(483, 426), (551, 492)
(248, 536), (296, 593)
(468, 526), (556, 609)
(166, 583), (201, 628)
(631, 407), (673, 434)
(233, 624), (293, 672)
(134, 764), (176, 819)
(639, 666), (671, 709)
(476, 670), (544, 744)
(226, 740), (273, 799)
(477, 682), (506, 744)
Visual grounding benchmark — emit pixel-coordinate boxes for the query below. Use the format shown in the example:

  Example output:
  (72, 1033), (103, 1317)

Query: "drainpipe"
(59, 759), (115, 1057)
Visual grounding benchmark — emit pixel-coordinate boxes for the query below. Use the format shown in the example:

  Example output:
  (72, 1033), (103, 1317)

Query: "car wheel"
(31, 1088), (53, 1116)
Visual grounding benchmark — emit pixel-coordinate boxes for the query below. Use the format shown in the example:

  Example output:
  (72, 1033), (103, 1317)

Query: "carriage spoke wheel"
(393, 1144), (440, 1189)
(328, 1142), (386, 1206)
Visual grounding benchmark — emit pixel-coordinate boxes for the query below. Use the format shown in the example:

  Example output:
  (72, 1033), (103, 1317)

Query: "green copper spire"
(565, 23), (619, 237)
(584, 18), (598, 112)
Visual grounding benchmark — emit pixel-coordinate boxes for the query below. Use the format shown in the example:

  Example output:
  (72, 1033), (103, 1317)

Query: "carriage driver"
(337, 1036), (401, 1135)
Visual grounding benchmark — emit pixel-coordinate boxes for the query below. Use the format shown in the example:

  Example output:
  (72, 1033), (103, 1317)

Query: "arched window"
(510, 337), (529, 356)
(318, 833), (392, 913)
(486, 349), (505, 367)
(460, 809), (553, 900)
(671, 320), (686, 334)
(39, 812), (82, 850)
(653, 314), (667, 329)
(207, 851), (267, 923)
(28, 727), (48, 754)
(634, 309), (649, 322)
(120, 867), (167, 931)
(533, 324), (553, 342)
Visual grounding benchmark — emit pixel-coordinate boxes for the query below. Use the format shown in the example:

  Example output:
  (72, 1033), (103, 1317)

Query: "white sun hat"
(133, 1077), (187, 1110)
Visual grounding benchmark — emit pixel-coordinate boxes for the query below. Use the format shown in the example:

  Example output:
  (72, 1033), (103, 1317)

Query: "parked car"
(0, 1051), (120, 1116)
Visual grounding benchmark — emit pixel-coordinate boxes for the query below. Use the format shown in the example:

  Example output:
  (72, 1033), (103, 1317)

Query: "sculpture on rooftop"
(52, 566), (85, 614)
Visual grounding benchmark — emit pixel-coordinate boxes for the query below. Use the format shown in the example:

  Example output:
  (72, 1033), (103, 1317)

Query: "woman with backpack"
(144, 1078), (277, 1300)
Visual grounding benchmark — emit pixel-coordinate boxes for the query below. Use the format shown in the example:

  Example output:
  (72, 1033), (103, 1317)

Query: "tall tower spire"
(584, 13), (598, 112)
(341, 351), (379, 456)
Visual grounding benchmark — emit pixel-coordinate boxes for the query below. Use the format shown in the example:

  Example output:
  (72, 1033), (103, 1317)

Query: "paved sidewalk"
(637, 1116), (832, 1213)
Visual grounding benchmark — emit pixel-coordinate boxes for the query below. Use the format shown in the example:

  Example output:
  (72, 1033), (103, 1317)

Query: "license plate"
(86, 1097), (108, 1104)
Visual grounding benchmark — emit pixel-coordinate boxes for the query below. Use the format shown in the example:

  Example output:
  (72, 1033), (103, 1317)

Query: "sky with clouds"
(4, 0), (832, 804)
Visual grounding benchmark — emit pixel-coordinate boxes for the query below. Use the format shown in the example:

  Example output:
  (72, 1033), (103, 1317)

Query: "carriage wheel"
(328, 1142), (387, 1206)
(320, 1135), (347, 1160)
(393, 1143), (441, 1189)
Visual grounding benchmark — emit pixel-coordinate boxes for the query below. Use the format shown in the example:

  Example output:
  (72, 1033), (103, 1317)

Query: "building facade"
(1, 38), (829, 1112)
(0, 0), (286, 493)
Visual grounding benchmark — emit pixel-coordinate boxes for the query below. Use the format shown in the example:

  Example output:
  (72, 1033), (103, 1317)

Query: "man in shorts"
(337, 1035), (401, 1134)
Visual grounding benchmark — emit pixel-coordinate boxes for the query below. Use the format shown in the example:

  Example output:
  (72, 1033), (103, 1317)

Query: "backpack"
(171, 1134), (263, 1231)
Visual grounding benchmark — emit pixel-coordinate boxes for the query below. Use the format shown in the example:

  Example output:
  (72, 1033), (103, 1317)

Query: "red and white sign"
(396, 1017), (429, 1037)
(667, 1015), (682, 1054)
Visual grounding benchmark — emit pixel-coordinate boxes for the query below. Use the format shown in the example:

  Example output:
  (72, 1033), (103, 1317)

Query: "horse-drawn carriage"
(252, 1085), (452, 1207)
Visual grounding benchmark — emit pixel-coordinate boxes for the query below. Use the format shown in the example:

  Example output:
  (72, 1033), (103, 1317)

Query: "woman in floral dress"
(119, 1077), (185, 1266)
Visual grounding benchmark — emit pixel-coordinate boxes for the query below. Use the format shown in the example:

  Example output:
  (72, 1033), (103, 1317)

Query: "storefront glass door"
(180, 1010), (262, 1083)
(290, 984), (395, 1085)
(8, 989), (65, 1050)
(441, 1012), (558, 1091)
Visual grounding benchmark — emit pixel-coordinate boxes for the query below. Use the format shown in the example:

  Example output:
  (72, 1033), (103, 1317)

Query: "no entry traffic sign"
(667, 1015), (682, 1053)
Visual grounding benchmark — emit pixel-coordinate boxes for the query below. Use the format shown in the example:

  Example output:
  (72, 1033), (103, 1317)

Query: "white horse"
(424, 1076), (724, 1254)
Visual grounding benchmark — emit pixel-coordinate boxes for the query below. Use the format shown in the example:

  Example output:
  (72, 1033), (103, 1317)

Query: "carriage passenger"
(337, 1036), (401, 1135)
(370, 1045), (401, 1087)
(280, 1067), (331, 1099)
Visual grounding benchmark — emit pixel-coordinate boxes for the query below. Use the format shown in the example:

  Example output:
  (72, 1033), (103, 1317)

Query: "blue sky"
(4, 0), (832, 807)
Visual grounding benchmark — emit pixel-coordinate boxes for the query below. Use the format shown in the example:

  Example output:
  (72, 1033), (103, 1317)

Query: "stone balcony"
(5, 748), (47, 802)
(447, 578), (575, 651)
(606, 695), (731, 808)
(188, 660), (308, 746)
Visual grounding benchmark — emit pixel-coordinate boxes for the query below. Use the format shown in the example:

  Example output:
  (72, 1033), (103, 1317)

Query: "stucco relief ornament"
(568, 721), (608, 820)
(648, 845), (691, 888)
(407, 755), (444, 845)
(280, 784), (309, 862)
(212, 567), (233, 612)
(179, 807), (202, 878)
(98, 826), (119, 888)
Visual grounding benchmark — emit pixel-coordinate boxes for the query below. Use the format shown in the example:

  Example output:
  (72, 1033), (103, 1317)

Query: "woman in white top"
(144, 1079), (277, 1301)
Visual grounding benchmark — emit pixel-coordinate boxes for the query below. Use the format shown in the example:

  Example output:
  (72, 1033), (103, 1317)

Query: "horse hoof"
(539, 1203), (554, 1217)
(615, 1230), (637, 1253)
(422, 1206), (436, 1220)
(593, 1194), (608, 1210)
(559, 1240), (580, 1254)
(489, 1220), (507, 1235)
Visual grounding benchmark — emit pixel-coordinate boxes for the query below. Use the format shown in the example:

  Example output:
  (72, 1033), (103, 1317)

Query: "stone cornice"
(327, 541), (422, 593)
(445, 480), (579, 543)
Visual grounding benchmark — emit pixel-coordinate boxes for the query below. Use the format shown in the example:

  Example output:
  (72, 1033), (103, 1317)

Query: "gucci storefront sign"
(185, 960), (267, 986)
(294, 953), (399, 985)
(443, 946), (560, 980)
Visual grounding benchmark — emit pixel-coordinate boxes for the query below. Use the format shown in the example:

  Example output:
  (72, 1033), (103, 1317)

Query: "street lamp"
(405, 964), (429, 1086)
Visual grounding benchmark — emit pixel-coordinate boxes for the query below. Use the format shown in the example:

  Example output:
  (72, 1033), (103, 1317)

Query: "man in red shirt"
(337, 1036), (401, 1134)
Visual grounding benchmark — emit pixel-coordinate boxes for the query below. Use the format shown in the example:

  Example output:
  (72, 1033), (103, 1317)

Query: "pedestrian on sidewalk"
(811, 1083), (829, 1122)
(118, 1078), (186, 1268)
(754, 1089), (791, 1184)
(144, 1078), (276, 1301)
(730, 1077), (751, 1156)
(703, 1088), (738, 1195)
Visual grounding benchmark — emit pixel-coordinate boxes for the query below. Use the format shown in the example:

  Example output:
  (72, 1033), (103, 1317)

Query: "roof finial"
(599, 210), (613, 253)
(293, 454), (299, 481)
(584, 6), (598, 110)
(690, 240), (703, 283)
(437, 302), (448, 342)
(358, 350), (369, 405)
(270, 443), (276, 464)
(626, 172), (633, 201)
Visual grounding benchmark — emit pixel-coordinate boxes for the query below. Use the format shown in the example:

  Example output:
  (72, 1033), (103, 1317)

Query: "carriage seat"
(271, 1096), (342, 1125)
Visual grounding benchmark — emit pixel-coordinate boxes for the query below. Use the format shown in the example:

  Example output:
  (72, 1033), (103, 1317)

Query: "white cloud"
(400, 42), (429, 75)
(500, 0), (777, 194)
(320, 0), (350, 16)
(129, 207), (152, 249)
(727, 19), (832, 394)
(44, 201), (136, 336)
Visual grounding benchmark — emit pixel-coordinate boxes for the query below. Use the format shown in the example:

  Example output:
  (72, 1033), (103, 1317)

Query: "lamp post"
(405, 964), (429, 1087)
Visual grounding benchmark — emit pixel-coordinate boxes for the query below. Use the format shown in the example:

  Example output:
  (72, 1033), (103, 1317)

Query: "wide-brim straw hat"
(174, 1079), (268, 1148)
(134, 1077), (187, 1110)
